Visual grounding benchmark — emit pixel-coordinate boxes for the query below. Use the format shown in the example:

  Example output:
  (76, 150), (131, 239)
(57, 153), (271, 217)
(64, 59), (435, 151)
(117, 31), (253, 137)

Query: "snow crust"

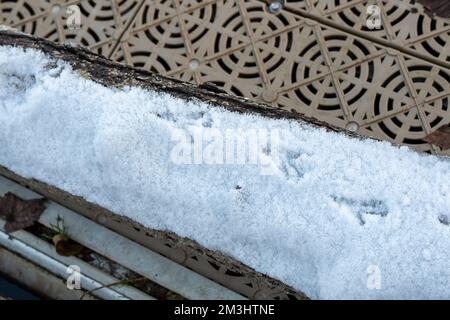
(1, 46), (450, 299)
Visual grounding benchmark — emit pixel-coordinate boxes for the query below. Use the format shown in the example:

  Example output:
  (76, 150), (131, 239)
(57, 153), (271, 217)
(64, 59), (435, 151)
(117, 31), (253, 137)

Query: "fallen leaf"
(0, 192), (47, 233)
(425, 124), (450, 150)
(52, 233), (84, 256)
(417, 0), (450, 18)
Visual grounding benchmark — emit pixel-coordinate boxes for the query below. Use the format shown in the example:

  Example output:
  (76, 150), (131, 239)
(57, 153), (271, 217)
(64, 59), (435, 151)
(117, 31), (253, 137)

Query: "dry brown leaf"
(425, 125), (450, 150)
(0, 192), (47, 233)
(52, 233), (83, 256)
(417, 0), (450, 18)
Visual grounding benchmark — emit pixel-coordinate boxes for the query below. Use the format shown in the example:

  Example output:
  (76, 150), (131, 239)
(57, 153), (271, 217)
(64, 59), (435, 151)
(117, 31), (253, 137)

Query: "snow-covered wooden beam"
(3, 28), (450, 300)
(0, 28), (308, 300)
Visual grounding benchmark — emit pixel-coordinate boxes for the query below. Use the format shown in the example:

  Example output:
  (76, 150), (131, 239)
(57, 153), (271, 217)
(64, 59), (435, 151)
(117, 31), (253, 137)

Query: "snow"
(1, 45), (450, 299)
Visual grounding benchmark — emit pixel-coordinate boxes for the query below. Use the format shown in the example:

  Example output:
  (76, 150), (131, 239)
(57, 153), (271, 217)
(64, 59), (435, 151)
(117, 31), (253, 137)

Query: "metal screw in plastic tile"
(189, 58), (200, 70)
(268, 1), (283, 14)
(346, 121), (359, 133)
(51, 5), (62, 16)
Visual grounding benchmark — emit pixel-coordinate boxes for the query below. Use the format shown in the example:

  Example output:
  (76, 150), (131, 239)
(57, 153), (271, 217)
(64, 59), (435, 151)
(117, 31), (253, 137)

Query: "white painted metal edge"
(0, 247), (97, 300)
(0, 175), (245, 300)
(0, 222), (154, 300)
(0, 225), (128, 300)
